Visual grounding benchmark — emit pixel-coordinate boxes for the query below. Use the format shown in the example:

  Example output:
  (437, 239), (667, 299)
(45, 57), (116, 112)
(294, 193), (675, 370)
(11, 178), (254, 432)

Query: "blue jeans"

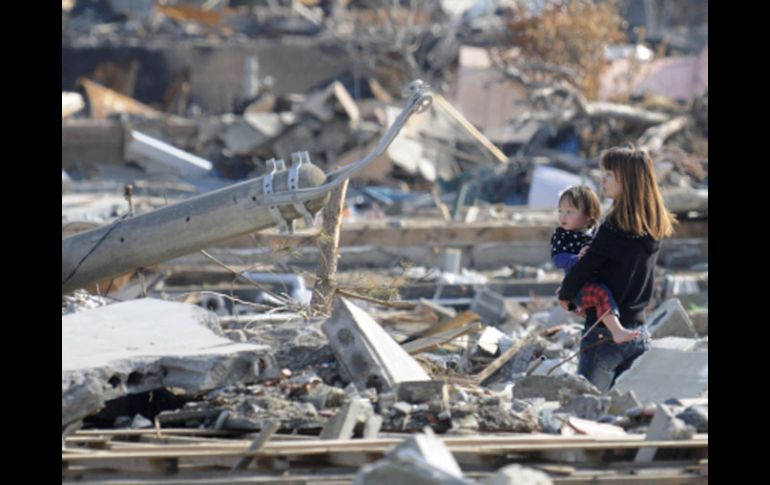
(577, 324), (650, 392)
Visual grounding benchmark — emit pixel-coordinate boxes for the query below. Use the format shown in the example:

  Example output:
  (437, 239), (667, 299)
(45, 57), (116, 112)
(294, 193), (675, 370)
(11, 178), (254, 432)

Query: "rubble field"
(63, 1), (707, 483)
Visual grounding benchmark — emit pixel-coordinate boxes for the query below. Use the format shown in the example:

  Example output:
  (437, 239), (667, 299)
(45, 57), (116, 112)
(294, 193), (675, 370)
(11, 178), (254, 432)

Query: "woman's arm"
(557, 228), (614, 301)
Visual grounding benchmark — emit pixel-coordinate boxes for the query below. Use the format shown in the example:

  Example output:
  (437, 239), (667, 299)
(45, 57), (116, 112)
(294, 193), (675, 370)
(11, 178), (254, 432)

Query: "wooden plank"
(310, 179), (350, 313)
(215, 219), (706, 249)
(73, 428), (246, 437)
(403, 310), (480, 343)
(402, 321), (483, 355)
(63, 438), (707, 462)
(433, 94), (508, 163)
(78, 78), (164, 120)
(232, 420), (280, 471)
(63, 465), (705, 485)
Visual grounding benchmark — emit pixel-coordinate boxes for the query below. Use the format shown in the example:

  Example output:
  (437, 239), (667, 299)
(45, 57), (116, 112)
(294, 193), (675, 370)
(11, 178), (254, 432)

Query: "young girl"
(557, 146), (677, 391)
(551, 186), (640, 344)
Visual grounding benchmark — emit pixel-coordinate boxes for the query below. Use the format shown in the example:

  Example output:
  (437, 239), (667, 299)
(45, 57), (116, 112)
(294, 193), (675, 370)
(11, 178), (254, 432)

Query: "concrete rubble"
(62, 298), (274, 430)
(613, 337), (708, 405)
(644, 298), (699, 338)
(62, 1), (707, 481)
(322, 297), (431, 392)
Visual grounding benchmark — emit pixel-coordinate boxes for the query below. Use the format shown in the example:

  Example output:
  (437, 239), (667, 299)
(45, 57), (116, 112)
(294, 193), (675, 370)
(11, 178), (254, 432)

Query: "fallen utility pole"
(62, 157), (329, 294)
(62, 80), (433, 295)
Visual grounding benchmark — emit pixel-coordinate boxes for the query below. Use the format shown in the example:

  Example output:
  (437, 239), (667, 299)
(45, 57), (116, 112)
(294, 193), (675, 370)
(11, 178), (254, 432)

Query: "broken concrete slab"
(62, 298), (273, 429)
(322, 297), (431, 393)
(646, 337), (698, 351)
(608, 390), (642, 416)
(613, 338), (707, 405)
(481, 464), (554, 485)
(354, 428), (471, 485)
(644, 298), (698, 338)
(635, 404), (696, 462)
(559, 395), (611, 421)
(514, 374), (600, 401)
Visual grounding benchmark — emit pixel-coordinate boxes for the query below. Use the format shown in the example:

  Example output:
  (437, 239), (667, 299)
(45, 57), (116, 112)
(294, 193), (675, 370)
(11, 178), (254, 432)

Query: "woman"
(557, 146), (677, 392)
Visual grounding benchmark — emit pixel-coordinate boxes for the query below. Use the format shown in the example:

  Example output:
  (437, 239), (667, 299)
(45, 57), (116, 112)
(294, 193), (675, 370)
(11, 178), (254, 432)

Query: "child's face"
(558, 200), (591, 231)
(602, 170), (622, 199)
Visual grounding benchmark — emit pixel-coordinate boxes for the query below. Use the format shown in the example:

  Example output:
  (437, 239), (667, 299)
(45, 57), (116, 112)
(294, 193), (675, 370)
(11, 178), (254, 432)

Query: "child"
(552, 186), (640, 344)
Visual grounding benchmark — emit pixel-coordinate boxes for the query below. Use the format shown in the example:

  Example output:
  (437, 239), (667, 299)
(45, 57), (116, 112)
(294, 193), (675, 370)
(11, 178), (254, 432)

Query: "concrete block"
(645, 299), (698, 338)
(322, 298), (430, 393)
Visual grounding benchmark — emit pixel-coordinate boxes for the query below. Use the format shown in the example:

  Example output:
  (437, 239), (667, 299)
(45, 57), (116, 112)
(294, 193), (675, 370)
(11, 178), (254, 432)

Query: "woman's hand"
(556, 287), (571, 311)
(578, 246), (589, 258)
(556, 287), (585, 317)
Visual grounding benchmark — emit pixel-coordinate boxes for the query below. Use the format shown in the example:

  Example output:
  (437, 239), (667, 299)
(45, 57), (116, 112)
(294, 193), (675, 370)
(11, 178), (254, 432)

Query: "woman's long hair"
(600, 147), (677, 240)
